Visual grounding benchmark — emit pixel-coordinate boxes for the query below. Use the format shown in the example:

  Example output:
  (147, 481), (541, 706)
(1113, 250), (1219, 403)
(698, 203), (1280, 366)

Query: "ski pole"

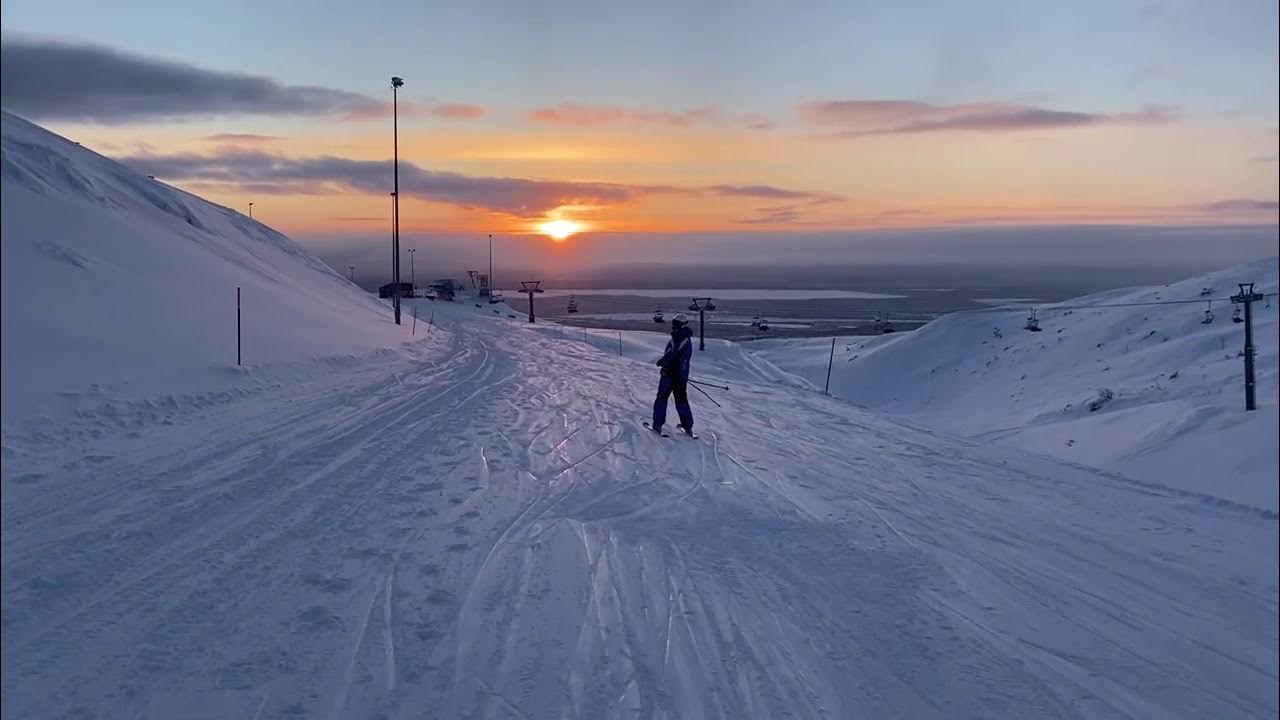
(688, 381), (723, 408)
(688, 379), (729, 392)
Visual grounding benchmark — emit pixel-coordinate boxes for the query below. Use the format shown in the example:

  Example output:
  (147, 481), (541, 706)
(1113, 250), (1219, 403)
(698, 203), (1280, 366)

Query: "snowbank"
(1, 111), (410, 425)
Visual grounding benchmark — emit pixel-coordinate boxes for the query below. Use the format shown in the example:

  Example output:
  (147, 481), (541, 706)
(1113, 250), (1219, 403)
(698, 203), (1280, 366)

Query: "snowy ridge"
(1, 110), (408, 425)
(754, 258), (1280, 511)
(2, 116), (1277, 719)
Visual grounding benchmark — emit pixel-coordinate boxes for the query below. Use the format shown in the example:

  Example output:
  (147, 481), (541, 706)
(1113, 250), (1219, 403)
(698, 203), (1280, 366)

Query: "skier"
(651, 313), (695, 436)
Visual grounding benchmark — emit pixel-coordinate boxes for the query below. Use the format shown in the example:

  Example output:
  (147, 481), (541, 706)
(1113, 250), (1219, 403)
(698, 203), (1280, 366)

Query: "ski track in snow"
(2, 306), (1277, 720)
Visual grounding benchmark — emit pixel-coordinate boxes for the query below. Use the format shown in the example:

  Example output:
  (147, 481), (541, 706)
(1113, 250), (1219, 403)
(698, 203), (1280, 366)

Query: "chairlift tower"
(1230, 282), (1265, 411)
(520, 281), (545, 323)
(688, 297), (716, 351)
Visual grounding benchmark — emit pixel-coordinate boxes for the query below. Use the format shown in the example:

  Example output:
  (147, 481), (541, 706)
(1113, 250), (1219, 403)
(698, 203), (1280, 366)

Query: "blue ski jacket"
(657, 325), (694, 380)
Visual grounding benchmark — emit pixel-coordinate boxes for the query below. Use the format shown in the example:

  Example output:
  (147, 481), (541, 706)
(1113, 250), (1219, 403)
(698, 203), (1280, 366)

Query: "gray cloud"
(1195, 199), (1280, 213)
(202, 133), (284, 144)
(120, 149), (839, 218)
(0, 37), (381, 123)
(707, 185), (836, 202)
(738, 204), (804, 225)
(797, 99), (1178, 136)
(735, 200), (837, 225)
(122, 149), (638, 216)
(0, 37), (483, 124)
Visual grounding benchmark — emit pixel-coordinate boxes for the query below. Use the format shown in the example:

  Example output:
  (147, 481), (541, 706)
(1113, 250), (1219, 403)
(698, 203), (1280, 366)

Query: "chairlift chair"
(757, 318), (770, 332)
(1202, 300), (1214, 324)
(567, 295), (579, 314)
(1232, 304), (1243, 323)
(1025, 308), (1042, 332)
(653, 307), (665, 323)
(751, 312), (761, 328)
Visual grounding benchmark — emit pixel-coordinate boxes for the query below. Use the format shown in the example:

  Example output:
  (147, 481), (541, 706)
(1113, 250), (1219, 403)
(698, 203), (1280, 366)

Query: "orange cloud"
(342, 100), (487, 121)
(524, 103), (719, 127)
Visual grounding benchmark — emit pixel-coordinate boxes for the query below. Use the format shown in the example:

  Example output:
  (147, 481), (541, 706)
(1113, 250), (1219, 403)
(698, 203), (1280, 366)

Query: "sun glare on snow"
(539, 219), (581, 242)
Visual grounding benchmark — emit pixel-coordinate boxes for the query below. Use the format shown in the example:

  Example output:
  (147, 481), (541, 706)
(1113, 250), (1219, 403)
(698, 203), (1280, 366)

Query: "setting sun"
(539, 219), (581, 241)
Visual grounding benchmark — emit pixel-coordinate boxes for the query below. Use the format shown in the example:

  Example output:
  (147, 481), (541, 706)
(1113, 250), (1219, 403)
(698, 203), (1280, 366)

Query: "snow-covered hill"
(1, 110), (407, 425)
(2, 116), (1276, 719)
(753, 259), (1280, 511)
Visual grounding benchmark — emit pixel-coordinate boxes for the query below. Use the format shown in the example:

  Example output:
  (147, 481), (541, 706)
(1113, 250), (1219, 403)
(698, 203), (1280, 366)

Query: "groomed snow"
(3, 114), (1277, 720)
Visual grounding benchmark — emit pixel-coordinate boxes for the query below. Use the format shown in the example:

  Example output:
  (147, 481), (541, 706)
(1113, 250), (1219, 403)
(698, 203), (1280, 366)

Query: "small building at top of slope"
(378, 282), (415, 299)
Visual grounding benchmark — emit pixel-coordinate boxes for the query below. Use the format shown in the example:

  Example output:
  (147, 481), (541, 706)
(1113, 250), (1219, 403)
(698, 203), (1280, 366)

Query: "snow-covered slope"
(2, 117), (1276, 719)
(1, 110), (407, 425)
(754, 259), (1280, 511)
(4, 296), (1276, 719)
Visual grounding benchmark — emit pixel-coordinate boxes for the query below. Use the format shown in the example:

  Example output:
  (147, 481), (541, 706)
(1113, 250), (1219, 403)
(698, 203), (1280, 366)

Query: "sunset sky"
(2, 0), (1277, 272)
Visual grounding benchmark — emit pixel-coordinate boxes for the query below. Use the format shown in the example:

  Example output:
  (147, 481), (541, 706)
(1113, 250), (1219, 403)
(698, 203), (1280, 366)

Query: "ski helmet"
(672, 313), (689, 326)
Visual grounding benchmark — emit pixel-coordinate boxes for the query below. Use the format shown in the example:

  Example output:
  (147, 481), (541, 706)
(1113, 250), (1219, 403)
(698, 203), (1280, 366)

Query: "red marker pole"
(237, 287), (242, 366)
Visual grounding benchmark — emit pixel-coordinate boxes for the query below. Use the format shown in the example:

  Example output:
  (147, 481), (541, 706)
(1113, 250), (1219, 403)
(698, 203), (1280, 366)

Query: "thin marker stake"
(824, 337), (836, 395)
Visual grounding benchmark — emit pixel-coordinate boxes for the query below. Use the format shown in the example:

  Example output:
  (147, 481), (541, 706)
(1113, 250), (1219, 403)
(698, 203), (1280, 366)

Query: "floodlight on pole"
(390, 76), (403, 325)
(248, 202), (254, 219)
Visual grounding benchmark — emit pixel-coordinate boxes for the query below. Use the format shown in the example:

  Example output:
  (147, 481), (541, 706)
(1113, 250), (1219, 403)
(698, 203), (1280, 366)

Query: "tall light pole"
(390, 191), (397, 314)
(408, 248), (416, 292)
(391, 75), (404, 325)
(348, 265), (355, 283)
(248, 202), (254, 220)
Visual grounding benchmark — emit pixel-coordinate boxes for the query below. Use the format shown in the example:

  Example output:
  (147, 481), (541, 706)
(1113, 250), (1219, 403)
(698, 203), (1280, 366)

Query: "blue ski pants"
(653, 374), (693, 430)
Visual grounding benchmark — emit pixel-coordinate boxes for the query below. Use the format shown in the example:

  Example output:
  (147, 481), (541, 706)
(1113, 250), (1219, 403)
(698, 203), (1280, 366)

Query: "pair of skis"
(643, 421), (698, 440)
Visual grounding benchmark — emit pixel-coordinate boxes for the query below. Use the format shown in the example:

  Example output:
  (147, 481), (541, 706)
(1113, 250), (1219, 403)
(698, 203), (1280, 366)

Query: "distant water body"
(539, 288), (903, 300)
